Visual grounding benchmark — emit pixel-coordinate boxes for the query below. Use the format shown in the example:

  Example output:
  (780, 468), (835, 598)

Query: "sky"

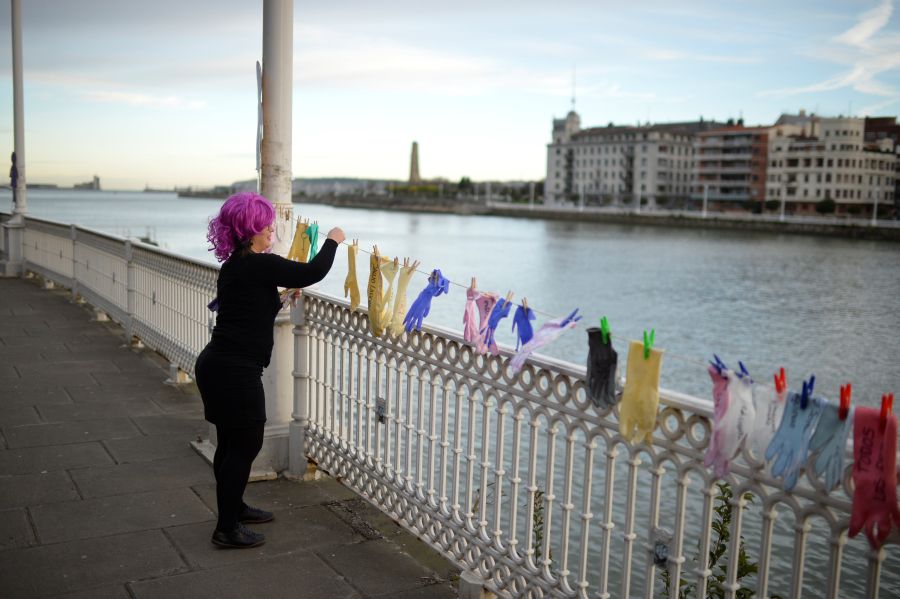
(0, 0), (899, 190)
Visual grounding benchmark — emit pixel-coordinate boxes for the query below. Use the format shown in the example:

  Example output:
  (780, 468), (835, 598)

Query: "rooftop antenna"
(570, 64), (577, 111)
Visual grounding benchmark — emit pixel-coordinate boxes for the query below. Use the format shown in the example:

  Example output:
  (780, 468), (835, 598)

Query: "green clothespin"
(599, 316), (611, 344)
(643, 328), (655, 359)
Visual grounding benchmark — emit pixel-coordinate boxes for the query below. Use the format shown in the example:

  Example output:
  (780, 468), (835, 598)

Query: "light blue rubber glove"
(403, 269), (450, 333)
(808, 402), (853, 492)
(765, 389), (824, 491)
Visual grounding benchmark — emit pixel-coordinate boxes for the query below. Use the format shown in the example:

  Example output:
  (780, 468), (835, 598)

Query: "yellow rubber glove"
(297, 224), (311, 264)
(618, 340), (664, 445)
(388, 261), (417, 338)
(285, 220), (307, 262)
(367, 253), (384, 336)
(344, 244), (360, 311)
(378, 256), (400, 332)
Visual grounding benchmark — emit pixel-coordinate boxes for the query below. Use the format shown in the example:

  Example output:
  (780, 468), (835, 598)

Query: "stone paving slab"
(3, 418), (141, 449)
(36, 399), (164, 422)
(45, 584), (131, 599)
(128, 551), (361, 599)
(0, 405), (41, 426)
(316, 538), (441, 597)
(70, 455), (212, 498)
(165, 504), (359, 570)
(131, 414), (209, 438)
(0, 529), (188, 598)
(64, 383), (176, 403)
(31, 488), (214, 544)
(0, 470), (80, 509)
(2, 383), (76, 407)
(191, 478), (359, 515)
(0, 442), (114, 475)
(0, 507), (36, 550)
(104, 433), (198, 464)
(16, 359), (121, 376)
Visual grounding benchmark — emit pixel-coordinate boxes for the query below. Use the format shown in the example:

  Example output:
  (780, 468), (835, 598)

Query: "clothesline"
(336, 240), (751, 383)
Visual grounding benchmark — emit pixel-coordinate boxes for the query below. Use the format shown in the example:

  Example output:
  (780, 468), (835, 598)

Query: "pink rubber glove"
(473, 292), (498, 355)
(849, 406), (900, 550)
(705, 366), (731, 478)
(463, 287), (481, 344)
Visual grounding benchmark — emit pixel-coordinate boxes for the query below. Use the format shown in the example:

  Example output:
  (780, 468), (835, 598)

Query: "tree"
(815, 198), (836, 215)
(764, 200), (780, 212)
(458, 177), (474, 194)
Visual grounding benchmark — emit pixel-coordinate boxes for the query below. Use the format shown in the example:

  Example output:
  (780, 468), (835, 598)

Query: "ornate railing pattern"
(15, 216), (217, 377)
(296, 290), (900, 599)
(6, 214), (899, 598)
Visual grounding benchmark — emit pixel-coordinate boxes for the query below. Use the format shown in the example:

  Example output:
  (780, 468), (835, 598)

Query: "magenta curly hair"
(207, 192), (275, 262)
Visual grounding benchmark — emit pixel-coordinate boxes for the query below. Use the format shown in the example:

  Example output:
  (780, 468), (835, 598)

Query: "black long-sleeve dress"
(195, 240), (338, 427)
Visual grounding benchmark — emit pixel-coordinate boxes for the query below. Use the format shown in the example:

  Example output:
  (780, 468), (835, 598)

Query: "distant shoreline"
(311, 194), (900, 242)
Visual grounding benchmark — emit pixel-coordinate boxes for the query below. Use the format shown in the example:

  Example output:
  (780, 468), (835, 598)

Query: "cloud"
(758, 0), (900, 99)
(81, 91), (207, 110)
(644, 49), (760, 64)
(834, 0), (893, 48)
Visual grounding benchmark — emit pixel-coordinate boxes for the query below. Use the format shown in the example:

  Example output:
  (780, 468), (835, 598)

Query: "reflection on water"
(12, 189), (899, 405)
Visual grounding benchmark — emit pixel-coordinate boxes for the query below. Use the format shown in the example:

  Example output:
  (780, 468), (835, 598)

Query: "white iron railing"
(7, 213), (899, 598)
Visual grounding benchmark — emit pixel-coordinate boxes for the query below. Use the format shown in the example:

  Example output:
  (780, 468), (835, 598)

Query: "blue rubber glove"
(511, 305), (536, 350)
(403, 269), (450, 333)
(808, 402), (853, 492)
(306, 223), (320, 261)
(483, 299), (513, 355)
(765, 390), (824, 491)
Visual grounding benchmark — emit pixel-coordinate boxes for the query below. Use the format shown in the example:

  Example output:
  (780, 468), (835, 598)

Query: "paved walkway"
(0, 277), (459, 599)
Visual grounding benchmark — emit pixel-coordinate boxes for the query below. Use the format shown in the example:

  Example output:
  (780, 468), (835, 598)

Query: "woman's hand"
(326, 227), (346, 244)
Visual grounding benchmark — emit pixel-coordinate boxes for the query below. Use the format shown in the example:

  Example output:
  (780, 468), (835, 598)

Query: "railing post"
(458, 571), (496, 599)
(69, 224), (79, 301)
(288, 293), (314, 480)
(124, 239), (135, 343)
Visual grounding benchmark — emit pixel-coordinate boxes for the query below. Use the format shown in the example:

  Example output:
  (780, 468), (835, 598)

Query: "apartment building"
(691, 124), (769, 209)
(766, 116), (897, 216)
(545, 111), (722, 205)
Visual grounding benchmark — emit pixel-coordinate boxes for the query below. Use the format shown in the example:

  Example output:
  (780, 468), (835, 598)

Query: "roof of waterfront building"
(572, 119), (727, 140)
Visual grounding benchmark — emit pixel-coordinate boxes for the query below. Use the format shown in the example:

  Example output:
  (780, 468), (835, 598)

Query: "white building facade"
(766, 117), (897, 216)
(545, 111), (720, 206)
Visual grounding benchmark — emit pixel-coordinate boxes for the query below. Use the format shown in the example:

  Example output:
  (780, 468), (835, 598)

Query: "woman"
(195, 192), (344, 548)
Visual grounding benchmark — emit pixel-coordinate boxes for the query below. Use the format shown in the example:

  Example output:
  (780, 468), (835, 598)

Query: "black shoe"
(239, 504), (274, 524)
(211, 523), (266, 548)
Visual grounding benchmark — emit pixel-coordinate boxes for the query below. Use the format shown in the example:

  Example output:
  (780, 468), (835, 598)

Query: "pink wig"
(207, 192), (275, 262)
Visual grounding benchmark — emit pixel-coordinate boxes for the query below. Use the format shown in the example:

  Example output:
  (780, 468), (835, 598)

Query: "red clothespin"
(773, 368), (787, 396)
(880, 393), (894, 431)
(839, 384), (852, 421)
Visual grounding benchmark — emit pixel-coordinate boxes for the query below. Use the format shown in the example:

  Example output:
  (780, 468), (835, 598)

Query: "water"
(9, 189), (899, 406)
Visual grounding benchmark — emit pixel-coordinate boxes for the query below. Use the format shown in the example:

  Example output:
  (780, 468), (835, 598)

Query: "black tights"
(213, 424), (264, 531)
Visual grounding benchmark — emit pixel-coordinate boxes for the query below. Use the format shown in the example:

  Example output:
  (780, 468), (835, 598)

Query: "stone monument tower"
(409, 141), (421, 184)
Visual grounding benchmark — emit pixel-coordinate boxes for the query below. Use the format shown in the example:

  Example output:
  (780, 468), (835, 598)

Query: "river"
(7, 189), (899, 406)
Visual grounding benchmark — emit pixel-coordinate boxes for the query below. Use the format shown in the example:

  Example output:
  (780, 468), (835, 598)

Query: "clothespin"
(372, 244), (379, 257)
(773, 368), (787, 396)
(710, 354), (727, 375)
(504, 291), (514, 308)
(352, 238), (358, 247)
(800, 375), (816, 410)
(599, 316), (611, 344)
(522, 297), (528, 310)
(470, 277), (477, 290)
(642, 329), (655, 360)
(736, 361), (751, 381)
(881, 393), (894, 431)
(839, 383), (852, 421)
